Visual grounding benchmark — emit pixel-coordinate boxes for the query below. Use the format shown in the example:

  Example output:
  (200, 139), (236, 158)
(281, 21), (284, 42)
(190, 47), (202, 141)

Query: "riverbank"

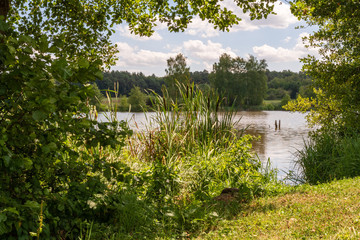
(98, 97), (285, 112)
(197, 177), (360, 239)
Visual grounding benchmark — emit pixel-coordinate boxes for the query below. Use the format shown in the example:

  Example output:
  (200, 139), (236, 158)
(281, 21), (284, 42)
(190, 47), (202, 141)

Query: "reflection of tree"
(244, 128), (266, 159)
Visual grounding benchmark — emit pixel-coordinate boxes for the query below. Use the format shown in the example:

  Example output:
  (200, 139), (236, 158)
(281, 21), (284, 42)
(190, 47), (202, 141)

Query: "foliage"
(0, 22), (132, 238)
(165, 53), (191, 99)
(266, 70), (312, 99)
(284, 1), (360, 183)
(96, 71), (165, 97)
(289, 0), (360, 134)
(89, 83), (106, 111)
(210, 54), (268, 107)
(290, 132), (360, 185)
(127, 86), (147, 112)
(280, 94), (291, 108)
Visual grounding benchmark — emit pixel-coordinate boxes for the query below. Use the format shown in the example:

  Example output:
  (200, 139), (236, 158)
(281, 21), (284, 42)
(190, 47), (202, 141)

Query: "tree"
(0, 0), (276, 238)
(128, 86), (147, 112)
(210, 54), (267, 107)
(165, 53), (190, 99)
(284, 1), (360, 183)
(287, 0), (360, 133)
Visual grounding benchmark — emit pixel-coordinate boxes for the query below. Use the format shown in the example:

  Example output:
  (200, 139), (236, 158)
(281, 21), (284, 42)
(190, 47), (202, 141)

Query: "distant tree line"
(94, 54), (314, 110)
(95, 71), (165, 97)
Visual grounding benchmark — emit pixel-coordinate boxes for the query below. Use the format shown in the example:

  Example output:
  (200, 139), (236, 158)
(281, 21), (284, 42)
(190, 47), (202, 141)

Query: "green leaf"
(0, 20), (9, 32)
(78, 58), (90, 68)
(32, 110), (47, 121)
(3, 156), (10, 167)
(4, 208), (19, 216)
(24, 200), (40, 209)
(0, 214), (7, 222)
(94, 70), (103, 80)
(21, 158), (33, 170)
(7, 45), (16, 54)
(0, 222), (10, 235)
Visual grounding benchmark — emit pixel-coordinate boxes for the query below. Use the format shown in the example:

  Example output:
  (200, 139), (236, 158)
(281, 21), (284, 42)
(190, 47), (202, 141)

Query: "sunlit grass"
(263, 99), (281, 105)
(197, 177), (360, 239)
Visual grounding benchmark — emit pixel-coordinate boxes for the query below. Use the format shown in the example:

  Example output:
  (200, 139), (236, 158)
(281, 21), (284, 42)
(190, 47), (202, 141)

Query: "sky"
(110, 1), (318, 77)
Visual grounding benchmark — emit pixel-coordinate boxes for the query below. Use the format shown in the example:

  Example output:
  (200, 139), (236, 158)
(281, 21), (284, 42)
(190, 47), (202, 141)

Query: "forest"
(95, 54), (313, 111)
(1, 0), (360, 239)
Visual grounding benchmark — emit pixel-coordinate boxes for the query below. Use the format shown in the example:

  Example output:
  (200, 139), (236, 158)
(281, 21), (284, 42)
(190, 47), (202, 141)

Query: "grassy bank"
(197, 177), (360, 239)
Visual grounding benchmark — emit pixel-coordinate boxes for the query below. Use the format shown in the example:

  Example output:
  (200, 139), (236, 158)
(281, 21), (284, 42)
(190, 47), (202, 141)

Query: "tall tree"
(287, 0), (360, 133)
(165, 53), (190, 99)
(210, 54), (267, 107)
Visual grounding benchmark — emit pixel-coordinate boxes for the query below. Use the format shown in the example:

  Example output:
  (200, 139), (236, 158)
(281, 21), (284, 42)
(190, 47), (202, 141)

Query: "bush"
(293, 132), (360, 184)
(0, 22), (132, 239)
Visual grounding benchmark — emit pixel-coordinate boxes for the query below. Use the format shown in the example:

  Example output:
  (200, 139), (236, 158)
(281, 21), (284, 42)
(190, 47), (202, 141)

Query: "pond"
(98, 111), (312, 179)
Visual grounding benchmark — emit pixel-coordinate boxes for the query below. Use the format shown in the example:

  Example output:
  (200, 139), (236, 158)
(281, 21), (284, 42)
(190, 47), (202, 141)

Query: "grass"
(263, 99), (281, 105)
(197, 177), (360, 239)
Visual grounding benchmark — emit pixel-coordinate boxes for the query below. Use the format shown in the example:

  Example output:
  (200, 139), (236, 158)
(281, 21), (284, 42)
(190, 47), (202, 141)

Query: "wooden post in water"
(279, 120), (281, 130)
(275, 120), (278, 130)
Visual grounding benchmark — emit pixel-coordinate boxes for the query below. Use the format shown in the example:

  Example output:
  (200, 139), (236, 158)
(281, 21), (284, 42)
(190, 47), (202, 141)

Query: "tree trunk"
(0, 0), (10, 21)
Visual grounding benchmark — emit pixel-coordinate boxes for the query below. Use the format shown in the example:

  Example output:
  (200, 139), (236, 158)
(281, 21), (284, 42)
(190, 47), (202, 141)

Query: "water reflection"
(98, 111), (311, 179)
(234, 111), (311, 178)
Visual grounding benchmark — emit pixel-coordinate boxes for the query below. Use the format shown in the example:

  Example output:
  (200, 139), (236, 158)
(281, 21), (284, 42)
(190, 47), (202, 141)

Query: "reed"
(292, 131), (360, 184)
(130, 82), (240, 164)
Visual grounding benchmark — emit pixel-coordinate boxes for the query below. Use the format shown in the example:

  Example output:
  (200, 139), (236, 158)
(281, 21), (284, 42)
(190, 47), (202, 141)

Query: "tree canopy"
(210, 53), (268, 107)
(165, 53), (190, 99)
(287, 0), (360, 133)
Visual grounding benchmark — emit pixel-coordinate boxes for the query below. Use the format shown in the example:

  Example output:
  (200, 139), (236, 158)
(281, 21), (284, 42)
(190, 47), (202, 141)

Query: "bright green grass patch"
(197, 177), (360, 239)
(263, 100), (281, 105)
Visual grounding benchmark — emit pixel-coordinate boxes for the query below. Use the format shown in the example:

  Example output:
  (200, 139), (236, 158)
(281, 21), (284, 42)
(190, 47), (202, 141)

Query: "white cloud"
(284, 36), (292, 43)
(185, 18), (220, 37)
(184, 40), (236, 61)
(246, 1), (298, 30)
(252, 32), (319, 62)
(186, 1), (298, 37)
(183, 40), (237, 71)
(115, 42), (177, 67)
(117, 26), (163, 41)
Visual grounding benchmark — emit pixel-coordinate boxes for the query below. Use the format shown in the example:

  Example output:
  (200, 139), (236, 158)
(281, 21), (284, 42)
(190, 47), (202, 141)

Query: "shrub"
(293, 132), (360, 184)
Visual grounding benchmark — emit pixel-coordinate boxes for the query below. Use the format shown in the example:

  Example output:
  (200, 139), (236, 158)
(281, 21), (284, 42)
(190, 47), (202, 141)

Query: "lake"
(98, 111), (311, 179)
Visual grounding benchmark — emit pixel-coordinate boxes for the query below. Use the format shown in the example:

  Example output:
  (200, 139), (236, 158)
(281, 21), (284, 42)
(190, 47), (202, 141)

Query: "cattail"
(216, 98), (220, 113)
(163, 96), (167, 110)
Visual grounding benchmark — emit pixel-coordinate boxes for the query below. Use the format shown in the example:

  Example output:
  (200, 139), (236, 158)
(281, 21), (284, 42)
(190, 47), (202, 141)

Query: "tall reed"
(131, 82), (240, 164)
(292, 132), (360, 184)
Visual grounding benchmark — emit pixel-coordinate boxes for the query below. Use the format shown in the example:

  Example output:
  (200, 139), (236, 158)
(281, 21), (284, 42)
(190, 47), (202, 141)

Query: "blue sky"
(110, 1), (318, 77)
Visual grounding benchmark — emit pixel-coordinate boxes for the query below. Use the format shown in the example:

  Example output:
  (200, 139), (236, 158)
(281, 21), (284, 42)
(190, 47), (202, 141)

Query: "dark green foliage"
(127, 86), (147, 112)
(280, 94), (291, 107)
(96, 71), (165, 97)
(294, 133), (360, 185)
(210, 54), (268, 107)
(266, 70), (313, 99)
(266, 88), (288, 100)
(165, 53), (191, 100)
(0, 21), (132, 239)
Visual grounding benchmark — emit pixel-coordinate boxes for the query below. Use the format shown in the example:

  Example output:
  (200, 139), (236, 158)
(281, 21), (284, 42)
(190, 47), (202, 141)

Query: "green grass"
(197, 177), (360, 239)
(263, 99), (281, 105)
